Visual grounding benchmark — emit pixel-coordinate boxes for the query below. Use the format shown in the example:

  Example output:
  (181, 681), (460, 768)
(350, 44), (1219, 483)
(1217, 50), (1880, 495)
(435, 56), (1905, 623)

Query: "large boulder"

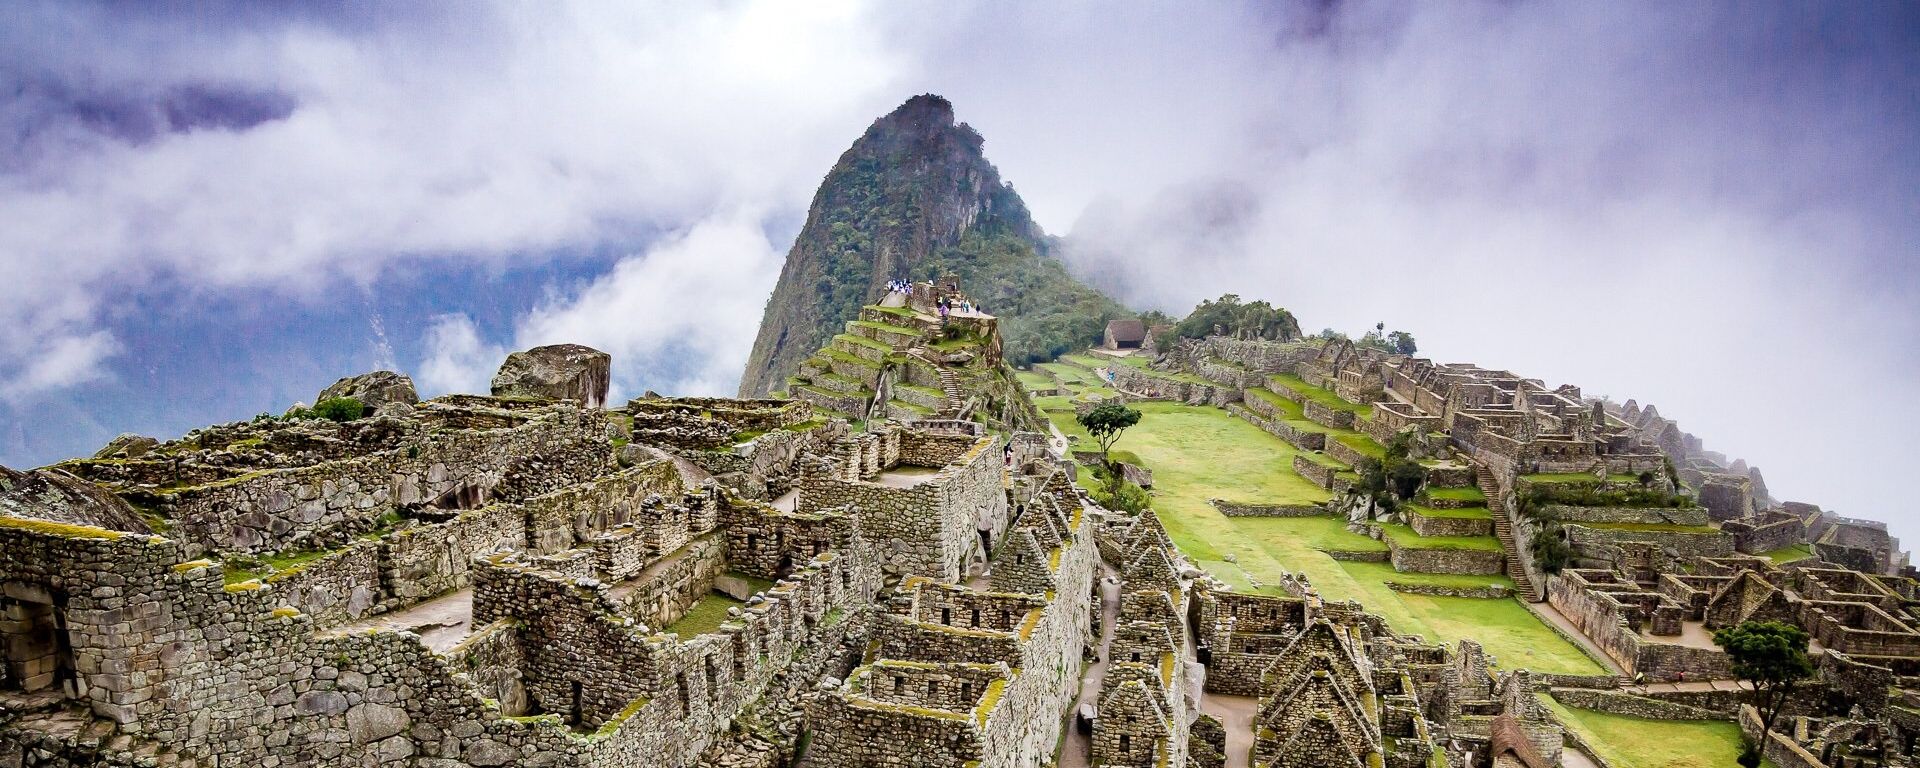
(93, 433), (159, 459)
(317, 371), (419, 410)
(0, 465), (153, 534)
(490, 344), (611, 407)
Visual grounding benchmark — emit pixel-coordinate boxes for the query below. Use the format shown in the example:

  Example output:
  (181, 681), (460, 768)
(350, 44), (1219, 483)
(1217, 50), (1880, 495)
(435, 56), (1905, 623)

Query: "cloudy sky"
(2, 3), (1916, 540)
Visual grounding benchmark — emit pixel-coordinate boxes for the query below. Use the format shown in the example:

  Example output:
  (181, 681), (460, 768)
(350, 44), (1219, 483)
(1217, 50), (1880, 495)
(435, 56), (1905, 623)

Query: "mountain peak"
(736, 95), (1124, 397)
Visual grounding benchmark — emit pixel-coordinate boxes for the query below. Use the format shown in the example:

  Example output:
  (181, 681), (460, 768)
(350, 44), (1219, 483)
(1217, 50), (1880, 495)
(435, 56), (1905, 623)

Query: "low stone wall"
(1210, 499), (1324, 517)
(1323, 439), (1373, 469)
(1565, 525), (1733, 558)
(1196, 337), (1318, 374)
(1387, 543), (1504, 575)
(1302, 401), (1357, 431)
(1108, 365), (1238, 406)
(1408, 510), (1491, 538)
(1291, 456), (1341, 490)
(1193, 358), (1265, 389)
(1740, 705), (1826, 768)
(607, 532), (729, 632)
(1233, 398), (1328, 450)
(1540, 504), (1709, 526)
(264, 539), (384, 626)
(1547, 688), (1725, 721)
(1385, 581), (1512, 599)
(387, 502), (527, 604)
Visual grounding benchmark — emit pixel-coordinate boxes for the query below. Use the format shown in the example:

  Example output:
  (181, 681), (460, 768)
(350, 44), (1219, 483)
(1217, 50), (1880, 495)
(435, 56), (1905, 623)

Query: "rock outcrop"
(317, 370), (419, 409)
(93, 433), (159, 459)
(0, 465), (152, 534)
(491, 344), (612, 407)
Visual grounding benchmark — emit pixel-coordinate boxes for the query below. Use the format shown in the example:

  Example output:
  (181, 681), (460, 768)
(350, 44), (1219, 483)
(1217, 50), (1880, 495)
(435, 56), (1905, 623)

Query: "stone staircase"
(935, 366), (963, 417)
(1476, 463), (1541, 602)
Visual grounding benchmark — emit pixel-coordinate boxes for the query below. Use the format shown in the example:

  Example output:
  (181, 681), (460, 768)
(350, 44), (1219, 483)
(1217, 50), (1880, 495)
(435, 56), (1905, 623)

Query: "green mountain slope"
(738, 94), (1126, 396)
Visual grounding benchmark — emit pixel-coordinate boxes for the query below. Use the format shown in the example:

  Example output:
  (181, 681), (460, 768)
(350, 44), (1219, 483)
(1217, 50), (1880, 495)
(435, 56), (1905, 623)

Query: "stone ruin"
(1083, 329), (1920, 767)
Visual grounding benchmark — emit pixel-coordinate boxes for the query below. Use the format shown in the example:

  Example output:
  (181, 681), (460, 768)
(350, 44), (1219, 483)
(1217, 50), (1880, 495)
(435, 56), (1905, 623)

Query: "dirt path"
(1057, 567), (1123, 768)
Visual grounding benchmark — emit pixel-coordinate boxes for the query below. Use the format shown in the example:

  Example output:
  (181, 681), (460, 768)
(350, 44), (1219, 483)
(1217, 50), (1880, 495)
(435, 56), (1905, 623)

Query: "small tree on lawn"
(1077, 403), (1141, 490)
(1713, 620), (1813, 766)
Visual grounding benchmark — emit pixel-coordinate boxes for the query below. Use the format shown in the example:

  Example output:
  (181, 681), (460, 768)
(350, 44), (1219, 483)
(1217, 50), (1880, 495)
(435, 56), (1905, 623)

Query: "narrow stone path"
(1199, 692), (1260, 768)
(1057, 567), (1122, 768)
(331, 588), (474, 652)
(1560, 745), (1604, 768)
(1523, 601), (1626, 677)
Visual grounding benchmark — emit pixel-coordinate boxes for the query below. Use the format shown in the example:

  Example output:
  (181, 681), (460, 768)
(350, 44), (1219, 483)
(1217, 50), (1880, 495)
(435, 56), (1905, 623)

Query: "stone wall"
(1408, 510), (1492, 538)
(1539, 504), (1710, 526)
(1210, 499), (1325, 517)
(799, 434), (1004, 582)
(152, 406), (608, 555)
(1387, 543), (1505, 576)
(263, 538), (384, 625)
(1195, 337), (1319, 374)
(1565, 525), (1733, 558)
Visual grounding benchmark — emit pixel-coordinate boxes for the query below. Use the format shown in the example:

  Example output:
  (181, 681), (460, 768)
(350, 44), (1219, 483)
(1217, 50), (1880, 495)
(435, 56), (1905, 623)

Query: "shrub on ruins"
(1170, 294), (1301, 343)
(312, 397), (366, 423)
(1354, 433), (1424, 513)
(1525, 506), (1574, 574)
(1714, 620), (1813, 766)
(1088, 468), (1151, 513)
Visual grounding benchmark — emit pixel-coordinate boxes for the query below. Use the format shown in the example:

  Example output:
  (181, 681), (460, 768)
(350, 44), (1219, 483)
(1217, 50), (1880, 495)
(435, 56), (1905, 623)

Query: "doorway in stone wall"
(0, 583), (75, 701)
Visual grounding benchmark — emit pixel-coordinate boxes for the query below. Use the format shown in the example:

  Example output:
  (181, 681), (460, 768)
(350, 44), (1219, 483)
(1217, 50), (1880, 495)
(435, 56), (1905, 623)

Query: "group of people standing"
(886, 277), (978, 318)
(937, 295), (975, 317)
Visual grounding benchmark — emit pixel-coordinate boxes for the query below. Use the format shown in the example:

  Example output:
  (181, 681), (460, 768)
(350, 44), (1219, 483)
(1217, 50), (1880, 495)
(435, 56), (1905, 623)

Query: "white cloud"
(0, 331), (120, 399)
(417, 314), (504, 398)
(0, 0), (910, 398)
(513, 212), (783, 401)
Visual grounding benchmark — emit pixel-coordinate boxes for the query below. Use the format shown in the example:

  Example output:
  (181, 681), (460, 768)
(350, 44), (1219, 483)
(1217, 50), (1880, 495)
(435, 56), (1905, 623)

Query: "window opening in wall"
(961, 682), (972, 701)
(1130, 652), (1140, 662)
(894, 676), (904, 695)
(941, 607), (952, 625)
(1120, 734), (1131, 754)
(927, 680), (938, 699)
(677, 673), (690, 715)
(970, 608), (980, 627)
(569, 681), (583, 725)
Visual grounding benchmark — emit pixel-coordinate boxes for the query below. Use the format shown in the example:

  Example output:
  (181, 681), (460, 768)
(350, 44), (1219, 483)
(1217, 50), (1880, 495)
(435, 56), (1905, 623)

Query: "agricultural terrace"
(1021, 374), (1606, 676)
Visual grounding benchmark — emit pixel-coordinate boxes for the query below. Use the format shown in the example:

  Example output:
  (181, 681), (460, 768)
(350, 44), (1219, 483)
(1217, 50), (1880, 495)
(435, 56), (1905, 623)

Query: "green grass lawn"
(1765, 544), (1815, 564)
(1404, 503), (1491, 520)
(1268, 373), (1374, 419)
(1034, 400), (1606, 676)
(1038, 362), (1098, 386)
(1380, 524), (1502, 551)
(1424, 486), (1487, 503)
(1015, 371), (1055, 390)
(1542, 696), (1771, 768)
(665, 592), (745, 638)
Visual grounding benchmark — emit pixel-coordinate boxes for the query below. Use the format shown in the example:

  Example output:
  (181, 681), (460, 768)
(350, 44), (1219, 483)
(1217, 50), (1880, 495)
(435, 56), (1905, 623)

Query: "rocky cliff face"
(738, 94), (1124, 396)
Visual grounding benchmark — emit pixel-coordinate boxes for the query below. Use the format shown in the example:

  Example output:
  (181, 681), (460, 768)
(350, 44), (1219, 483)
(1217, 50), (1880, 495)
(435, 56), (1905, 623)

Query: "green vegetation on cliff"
(739, 94), (1126, 395)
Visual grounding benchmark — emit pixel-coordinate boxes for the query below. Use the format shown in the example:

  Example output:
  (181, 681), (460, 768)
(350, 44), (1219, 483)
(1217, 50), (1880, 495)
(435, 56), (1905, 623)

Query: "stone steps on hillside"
(1477, 463), (1541, 602)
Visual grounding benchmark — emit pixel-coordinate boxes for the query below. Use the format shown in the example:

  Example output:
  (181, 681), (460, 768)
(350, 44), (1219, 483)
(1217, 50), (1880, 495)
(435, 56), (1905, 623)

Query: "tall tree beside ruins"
(1713, 620), (1813, 766)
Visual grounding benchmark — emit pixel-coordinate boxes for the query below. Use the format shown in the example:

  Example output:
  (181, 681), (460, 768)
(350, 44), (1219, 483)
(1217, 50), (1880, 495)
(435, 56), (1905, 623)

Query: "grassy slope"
(1542, 696), (1773, 768)
(1024, 381), (1604, 675)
